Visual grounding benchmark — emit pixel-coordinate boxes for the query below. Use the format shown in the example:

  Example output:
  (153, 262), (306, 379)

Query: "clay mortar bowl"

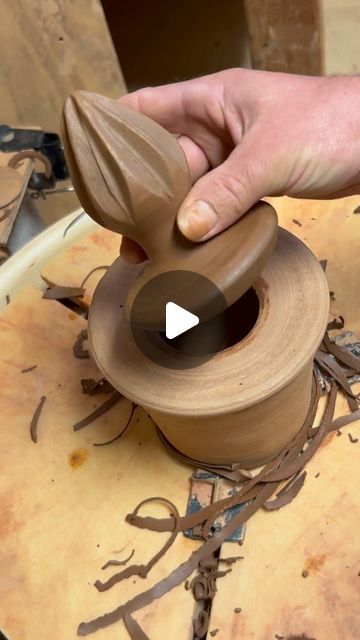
(88, 228), (329, 467)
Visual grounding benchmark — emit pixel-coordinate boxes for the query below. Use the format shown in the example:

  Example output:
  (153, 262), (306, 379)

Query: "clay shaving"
(76, 331), (360, 637)
(101, 549), (135, 571)
(78, 484), (275, 635)
(80, 265), (109, 289)
(327, 316), (344, 330)
(73, 329), (90, 359)
(73, 392), (122, 431)
(193, 609), (209, 637)
(8, 150), (52, 177)
(287, 635), (315, 640)
(94, 497), (180, 593)
(263, 471), (307, 511)
(315, 350), (358, 411)
(123, 614), (150, 640)
(22, 365), (37, 374)
(43, 286), (85, 300)
(322, 332), (360, 372)
(156, 429), (252, 482)
(81, 377), (114, 396)
(93, 402), (135, 446)
(30, 395), (47, 443)
(329, 408), (360, 431)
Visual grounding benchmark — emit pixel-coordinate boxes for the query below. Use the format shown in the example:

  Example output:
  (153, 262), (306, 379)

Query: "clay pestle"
(61, 91), (278, 329)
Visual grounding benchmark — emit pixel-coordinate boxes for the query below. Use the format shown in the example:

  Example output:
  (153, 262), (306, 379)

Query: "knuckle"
(134, 86), (158, 110)
(212, 171), (249, 208)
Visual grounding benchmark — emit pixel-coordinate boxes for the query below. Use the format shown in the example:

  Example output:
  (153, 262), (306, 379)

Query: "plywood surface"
(0, 287), (195, 640)
(210, 194), (360, 640)
(270, 194), (360, 328)
(0, 195), (359, 640)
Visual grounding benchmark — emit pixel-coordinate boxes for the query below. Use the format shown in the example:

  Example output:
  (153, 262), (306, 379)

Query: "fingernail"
(178, 200), (218, 241)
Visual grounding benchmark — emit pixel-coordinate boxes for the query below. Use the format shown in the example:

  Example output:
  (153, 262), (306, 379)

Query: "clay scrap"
(73, 392), (122, 432)
(73, 329), (90, 359)
(76, 330), (360, 637)
(43, 286), (85, 300)
(30, 395), (47, 444)
(93, 402), (135, 447)
(81, 377), (114, 396)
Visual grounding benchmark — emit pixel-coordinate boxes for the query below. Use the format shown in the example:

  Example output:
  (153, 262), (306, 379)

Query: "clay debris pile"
(74, 328), (360, 638)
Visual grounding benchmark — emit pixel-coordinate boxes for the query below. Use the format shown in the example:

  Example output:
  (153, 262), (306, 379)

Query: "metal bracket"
(184, 469), (247, 543)
(334, 332), (360, 385)
(0, 124), (69, 193)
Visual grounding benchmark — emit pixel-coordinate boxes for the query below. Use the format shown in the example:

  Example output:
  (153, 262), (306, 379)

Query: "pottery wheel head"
(61, 91), (278, 327)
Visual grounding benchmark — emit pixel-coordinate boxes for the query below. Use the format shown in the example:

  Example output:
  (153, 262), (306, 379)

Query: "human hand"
(119, 69), (360, 262)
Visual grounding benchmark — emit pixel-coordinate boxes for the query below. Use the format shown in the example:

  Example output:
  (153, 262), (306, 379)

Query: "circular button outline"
(130, 270), (229, 370)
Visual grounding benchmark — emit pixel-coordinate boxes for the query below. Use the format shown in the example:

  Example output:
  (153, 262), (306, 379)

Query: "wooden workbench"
(0, 195), (359, 640)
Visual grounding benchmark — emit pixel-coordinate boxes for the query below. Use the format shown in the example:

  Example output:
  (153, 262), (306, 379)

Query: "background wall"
(1, 0), (360, 229)
(0, 0), (126, 225)
(100, 0), (251, 90)
(323, 0), (360, 74)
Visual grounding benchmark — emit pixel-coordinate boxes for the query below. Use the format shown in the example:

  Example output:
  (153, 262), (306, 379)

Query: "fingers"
(119, 80), (225, 184)
(119, 83), (190, 132)
(120, 237), (148, 263)
(118, 72), (230, 133)
(119, 76), (270, 245)
(121, 88), (210, 184)
(177, 136), (269, 242)
(176, 135), (210, 184)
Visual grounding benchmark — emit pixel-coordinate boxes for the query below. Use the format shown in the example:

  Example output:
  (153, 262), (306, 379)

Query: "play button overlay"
(165, 302), (199, 339)
(130, 270), (229, 370)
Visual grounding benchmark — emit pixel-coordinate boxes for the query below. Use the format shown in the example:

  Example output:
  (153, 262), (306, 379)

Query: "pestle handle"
(61, 91), (191, 260)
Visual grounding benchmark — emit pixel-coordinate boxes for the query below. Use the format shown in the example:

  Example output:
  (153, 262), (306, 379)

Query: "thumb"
(177, 137), (269, 242)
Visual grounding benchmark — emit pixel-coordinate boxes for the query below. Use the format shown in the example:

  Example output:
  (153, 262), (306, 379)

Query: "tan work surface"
(210, 195), (360, 640)
(41, 224), (120, 307)
(0, 195), (359, 640)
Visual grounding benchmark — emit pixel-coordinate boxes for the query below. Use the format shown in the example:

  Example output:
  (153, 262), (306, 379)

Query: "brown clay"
(88, 228), (329, 467)
(0, 150), (51, 215)
(77, 364), (360, 636)
(61, 91), (278, 324)
(7, 150), (52, 178)
(61, 90), (329, 469)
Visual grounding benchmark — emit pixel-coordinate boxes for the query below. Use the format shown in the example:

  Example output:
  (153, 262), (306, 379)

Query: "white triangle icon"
(165, 302), (199, 339)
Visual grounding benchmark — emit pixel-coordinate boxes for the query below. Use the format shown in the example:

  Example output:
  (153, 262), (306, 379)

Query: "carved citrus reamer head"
(61, 91), (191, 259)
(61, 91), (278, 327)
